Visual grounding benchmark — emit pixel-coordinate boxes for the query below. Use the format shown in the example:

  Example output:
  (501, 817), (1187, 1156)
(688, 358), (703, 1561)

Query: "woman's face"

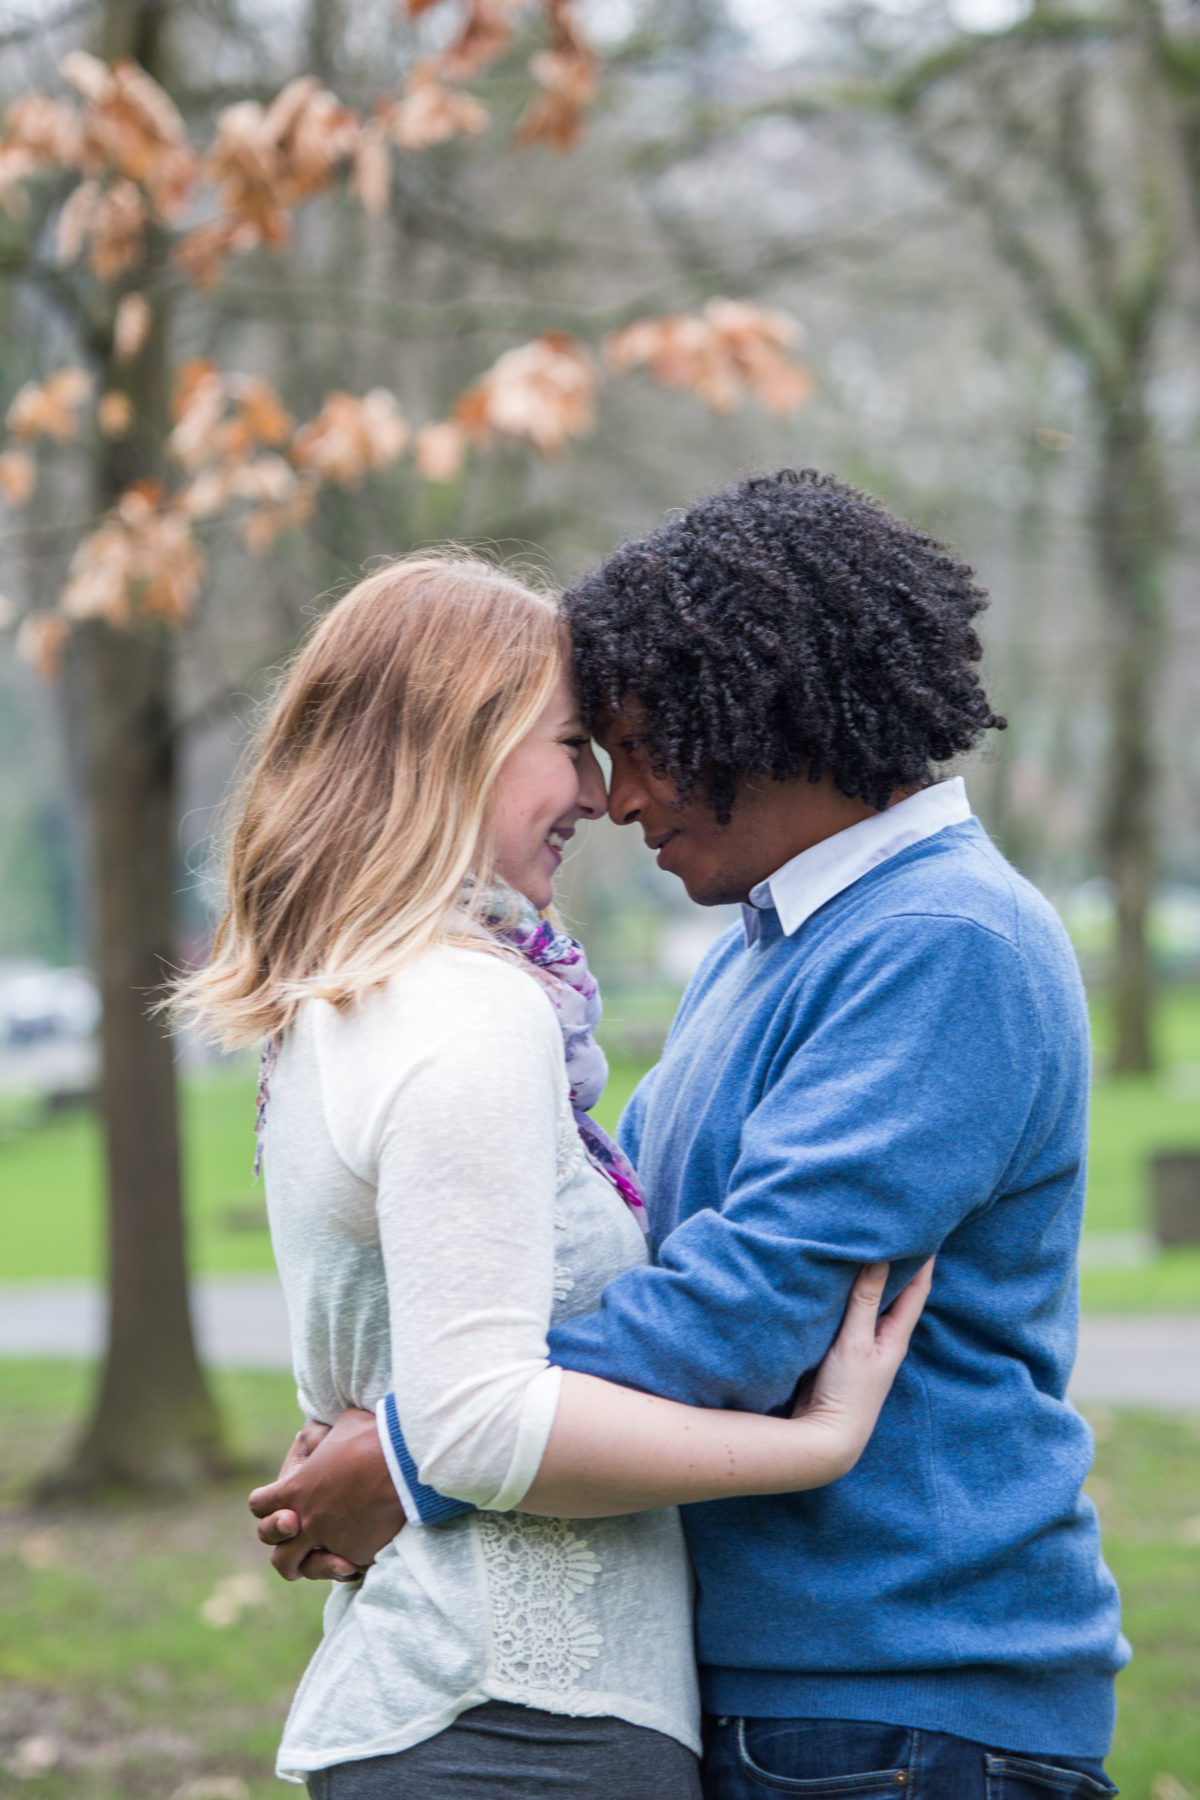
(488, 669), (607, 910)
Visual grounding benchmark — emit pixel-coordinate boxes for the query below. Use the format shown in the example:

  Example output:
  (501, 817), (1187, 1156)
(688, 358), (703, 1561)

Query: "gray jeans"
(305, 1701), (702, 1800)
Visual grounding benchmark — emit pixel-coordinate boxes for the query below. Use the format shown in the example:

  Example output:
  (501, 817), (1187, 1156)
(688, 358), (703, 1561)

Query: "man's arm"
(547, 916), (1039, 1409)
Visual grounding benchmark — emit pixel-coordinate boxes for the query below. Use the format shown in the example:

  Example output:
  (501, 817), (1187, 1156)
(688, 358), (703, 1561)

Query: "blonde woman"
(177, 555), (929, 1800)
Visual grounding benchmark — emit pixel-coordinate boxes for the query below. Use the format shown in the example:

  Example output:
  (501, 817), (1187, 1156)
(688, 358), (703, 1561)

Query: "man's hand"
(248, 1406), (405, 1581)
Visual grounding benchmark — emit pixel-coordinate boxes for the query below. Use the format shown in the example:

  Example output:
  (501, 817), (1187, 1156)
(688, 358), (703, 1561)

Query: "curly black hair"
(564, 468), (1006, 819)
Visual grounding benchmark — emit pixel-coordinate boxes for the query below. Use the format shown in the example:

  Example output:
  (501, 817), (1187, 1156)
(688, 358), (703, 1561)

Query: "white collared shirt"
(741, 776), (972, 945)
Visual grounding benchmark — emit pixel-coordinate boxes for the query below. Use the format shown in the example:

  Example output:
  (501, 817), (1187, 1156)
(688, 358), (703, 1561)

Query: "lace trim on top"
(478, 1514), (604, 1696)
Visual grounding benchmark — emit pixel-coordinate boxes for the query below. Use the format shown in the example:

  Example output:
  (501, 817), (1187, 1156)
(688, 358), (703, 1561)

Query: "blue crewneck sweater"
(543, 818), (1126, 1755)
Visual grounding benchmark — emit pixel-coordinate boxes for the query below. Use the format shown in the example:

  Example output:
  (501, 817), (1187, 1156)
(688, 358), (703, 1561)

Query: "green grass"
(0, 1365), (1195, 1797)
(4, 996), (1200, 1307)
(0, 1360), (325, 1798)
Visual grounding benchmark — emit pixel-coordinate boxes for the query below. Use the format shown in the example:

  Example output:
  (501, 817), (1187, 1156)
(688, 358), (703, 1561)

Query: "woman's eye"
(563, 737), (589, 756)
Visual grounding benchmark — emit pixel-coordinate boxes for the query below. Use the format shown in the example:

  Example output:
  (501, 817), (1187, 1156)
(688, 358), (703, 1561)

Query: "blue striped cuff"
(376, 1393), (475, 1526)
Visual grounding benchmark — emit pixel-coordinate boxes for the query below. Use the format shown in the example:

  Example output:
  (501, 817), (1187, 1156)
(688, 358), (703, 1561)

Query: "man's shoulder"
(839, 819), (1068, 958)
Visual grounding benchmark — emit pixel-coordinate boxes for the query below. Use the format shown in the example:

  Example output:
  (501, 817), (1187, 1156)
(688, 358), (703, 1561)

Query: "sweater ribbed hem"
(699, 1667), (1117, 1759)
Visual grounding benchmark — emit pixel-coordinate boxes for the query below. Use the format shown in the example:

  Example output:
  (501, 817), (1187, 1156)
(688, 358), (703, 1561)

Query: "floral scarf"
(476, 883), (650, 1233)
(254, 886), (650, 1233)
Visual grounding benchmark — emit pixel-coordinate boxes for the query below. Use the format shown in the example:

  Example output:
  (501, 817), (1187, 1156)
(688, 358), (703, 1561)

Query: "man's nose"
(607, 768), (646, 827)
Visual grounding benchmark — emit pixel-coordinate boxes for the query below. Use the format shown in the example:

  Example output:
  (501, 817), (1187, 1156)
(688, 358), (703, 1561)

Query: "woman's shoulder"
(310, 940), (559, 1061)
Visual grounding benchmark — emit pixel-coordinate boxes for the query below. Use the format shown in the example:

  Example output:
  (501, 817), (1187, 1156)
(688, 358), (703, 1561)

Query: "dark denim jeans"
(701, 1715), (1118, 1800)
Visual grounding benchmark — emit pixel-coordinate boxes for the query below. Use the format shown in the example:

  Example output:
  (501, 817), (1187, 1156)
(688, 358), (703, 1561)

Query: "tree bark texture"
(1092, 374), (1167, 1074)
(53, 622), (227, 1490)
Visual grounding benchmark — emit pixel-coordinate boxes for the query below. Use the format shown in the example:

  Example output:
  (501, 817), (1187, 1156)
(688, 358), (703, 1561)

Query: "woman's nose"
(576, 744), (608, 819)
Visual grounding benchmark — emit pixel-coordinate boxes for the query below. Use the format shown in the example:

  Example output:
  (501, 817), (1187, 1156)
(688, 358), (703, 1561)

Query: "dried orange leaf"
(98, 391), (133, 436)
(387, 67), (489, 150)
(455, 332), (595, 453)
(16, 611), (69, 678)
(0, 448), (36, 506)
(114, 292), (151, 361)
(354, 120), (391, 216)
(415, 420), (466, 482)
(8, 367), (93, 442)
(604, 299), (812, 418)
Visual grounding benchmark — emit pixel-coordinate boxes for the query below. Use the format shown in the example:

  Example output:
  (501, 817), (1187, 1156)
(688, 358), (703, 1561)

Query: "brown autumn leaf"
(386, 66), (489, 150)
(239, 479), (316, 555)
(57, 176), (149, 279)
(8, 367), (93, 442)
(605, 299), (813, 417)
(455, 331), (595, 453)
(516, 0), (596, 150)
(415, 419), (467, 481)
(63, 54), (198, 217)
(98, 391), (133, 437)
(60, 487), (205, 628)
(439, 0), (523, 84)
(292, 388), (409, 486)
(3, 93), (81, 166)
(16, 611), (70, 679)
(114, 291), (151, 361)
(178, 79), (362, 286)
(353, 119), (392, 216)
(0, 448), (36, 506)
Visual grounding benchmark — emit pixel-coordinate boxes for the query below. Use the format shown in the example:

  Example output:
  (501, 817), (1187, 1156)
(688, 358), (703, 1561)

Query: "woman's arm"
(253, 1258), (930, 1574)
(520, 1258), (931, 1517)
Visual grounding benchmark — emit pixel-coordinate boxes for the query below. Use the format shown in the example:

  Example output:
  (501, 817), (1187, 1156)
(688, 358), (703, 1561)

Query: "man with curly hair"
(255, 472), (1126, 1799)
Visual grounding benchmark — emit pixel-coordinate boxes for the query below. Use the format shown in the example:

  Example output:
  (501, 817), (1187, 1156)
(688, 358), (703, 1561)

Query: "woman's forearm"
(518, 1371), (849, 1517)
(517, 1260), (932, 1518)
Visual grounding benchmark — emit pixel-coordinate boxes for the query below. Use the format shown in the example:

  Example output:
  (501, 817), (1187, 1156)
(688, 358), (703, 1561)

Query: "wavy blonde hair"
(174, 553), (566, 1048)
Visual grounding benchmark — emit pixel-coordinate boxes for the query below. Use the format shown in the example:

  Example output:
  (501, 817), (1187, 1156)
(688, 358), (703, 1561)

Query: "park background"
(1, 0), (1199, 1794)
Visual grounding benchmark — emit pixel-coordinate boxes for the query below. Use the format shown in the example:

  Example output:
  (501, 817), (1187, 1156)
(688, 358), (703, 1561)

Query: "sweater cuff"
(375, 1395), (475, 1527)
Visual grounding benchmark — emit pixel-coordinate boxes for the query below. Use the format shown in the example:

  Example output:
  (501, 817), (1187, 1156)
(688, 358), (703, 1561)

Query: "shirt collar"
(740, 777), (972, 945)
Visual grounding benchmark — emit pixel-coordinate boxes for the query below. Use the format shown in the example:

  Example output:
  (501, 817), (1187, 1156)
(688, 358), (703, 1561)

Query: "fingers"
(256, 1508), (300, 1547)
(248, 1481), (286, 1520)
(841, 1260), (890, 1350)
(299, 1549), (364, 1583)
(875, 1257), (935, 1362)
(271, 1534), (317, 1582)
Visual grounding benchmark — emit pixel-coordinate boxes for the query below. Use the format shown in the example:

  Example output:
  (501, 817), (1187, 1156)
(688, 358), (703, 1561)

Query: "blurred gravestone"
(1150, 1152), (1200, 1245)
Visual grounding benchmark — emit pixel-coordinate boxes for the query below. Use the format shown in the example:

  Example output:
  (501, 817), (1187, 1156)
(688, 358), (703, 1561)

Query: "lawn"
(0, 1362), (1196, 1797)
(2, 991), (1200, 1305)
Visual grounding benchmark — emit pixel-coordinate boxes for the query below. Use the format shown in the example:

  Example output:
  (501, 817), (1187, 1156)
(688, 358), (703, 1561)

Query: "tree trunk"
(1092, 372), (1167, 1074)
(40, 0), (229, 1492)
(48, 623), (227, 1491)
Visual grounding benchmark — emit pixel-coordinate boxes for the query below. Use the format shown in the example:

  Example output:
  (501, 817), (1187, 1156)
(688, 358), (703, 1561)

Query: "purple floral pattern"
(478, 884), (650, 1233)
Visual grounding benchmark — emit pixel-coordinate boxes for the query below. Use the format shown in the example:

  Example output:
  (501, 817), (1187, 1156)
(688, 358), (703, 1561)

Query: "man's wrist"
(374, 1393), (477, 1526)
(375, 1395), (421, 1525)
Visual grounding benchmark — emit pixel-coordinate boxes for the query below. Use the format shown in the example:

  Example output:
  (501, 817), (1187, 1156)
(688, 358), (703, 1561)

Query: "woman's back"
(262, 942), (699, 1781)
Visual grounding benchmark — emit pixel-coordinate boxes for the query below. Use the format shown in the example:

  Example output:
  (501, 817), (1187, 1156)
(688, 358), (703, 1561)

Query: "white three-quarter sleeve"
(314, 949), (567, 1510)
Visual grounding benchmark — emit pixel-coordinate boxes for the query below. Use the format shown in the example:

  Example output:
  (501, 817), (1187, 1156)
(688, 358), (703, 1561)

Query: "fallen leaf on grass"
(16, 1528), (61, 1568)
(199, 1570), (269, 1628)
(7, 1735), (59, 1778)
(1151, 1777), (1191, 1800)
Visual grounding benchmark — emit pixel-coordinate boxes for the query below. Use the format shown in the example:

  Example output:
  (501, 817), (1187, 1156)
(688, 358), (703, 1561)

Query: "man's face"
(595, 702), (788, 907)
(597, 699), (885, 906)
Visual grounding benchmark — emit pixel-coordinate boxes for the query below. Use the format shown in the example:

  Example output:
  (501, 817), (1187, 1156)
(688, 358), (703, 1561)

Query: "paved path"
(2, 1278), (1200, 1410)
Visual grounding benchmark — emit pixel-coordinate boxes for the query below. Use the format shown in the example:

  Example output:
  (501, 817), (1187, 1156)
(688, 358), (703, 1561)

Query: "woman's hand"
(793, 1258), (935, 1477)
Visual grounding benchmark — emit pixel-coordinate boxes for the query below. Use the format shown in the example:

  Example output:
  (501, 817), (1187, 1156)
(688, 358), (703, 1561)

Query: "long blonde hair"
(174, 553), (566, 1048)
